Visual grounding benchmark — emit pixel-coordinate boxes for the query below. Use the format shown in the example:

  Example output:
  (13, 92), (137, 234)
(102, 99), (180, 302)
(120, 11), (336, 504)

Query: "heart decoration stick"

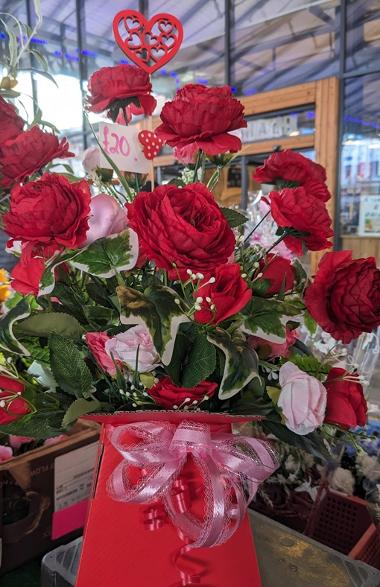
(113, 10), (184, 74)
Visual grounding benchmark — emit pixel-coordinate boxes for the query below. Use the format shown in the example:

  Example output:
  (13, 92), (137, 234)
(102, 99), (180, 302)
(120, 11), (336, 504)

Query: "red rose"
(194, 263), (252, 325)
(0, 97), (24, 145)
(4, 173), (91, 252)
(324, 367), (367, 428)
(155, 84), (247, 157)
(305, 251), (380, 343)
(254, 150), (326, 185)
(11, 246), (45, 296)
(148, 376), (218, 409)
(259, 253), (295, 296)
(269, 187), (333, 255)
(127, 183), (235, 279)
(303, 180), (331, 203)
(0, 126), (73, 188)
(0, 375), (29, 425)
(87, 64), (156, 120)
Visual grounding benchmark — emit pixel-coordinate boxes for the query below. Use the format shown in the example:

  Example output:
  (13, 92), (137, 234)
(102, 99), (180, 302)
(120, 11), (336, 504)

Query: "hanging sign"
(241, 114), (299, 143)
(98, 122), (150, 174)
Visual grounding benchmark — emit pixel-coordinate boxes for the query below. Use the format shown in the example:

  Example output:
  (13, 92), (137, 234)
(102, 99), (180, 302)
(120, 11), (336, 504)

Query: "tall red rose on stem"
(254, 149), (331, 202)
(87, 64), (157, 123)
(269, 187), (333, 255)
(305, 250), (380, 343)
(156, 84), (247, 159)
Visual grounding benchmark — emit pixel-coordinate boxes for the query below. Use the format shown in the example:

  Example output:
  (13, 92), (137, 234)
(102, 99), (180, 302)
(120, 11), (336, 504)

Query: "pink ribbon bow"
(107, 420), (277, 549)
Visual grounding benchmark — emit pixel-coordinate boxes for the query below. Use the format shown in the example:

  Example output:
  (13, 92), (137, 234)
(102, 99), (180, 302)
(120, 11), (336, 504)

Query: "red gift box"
(77, 412), (267, 587)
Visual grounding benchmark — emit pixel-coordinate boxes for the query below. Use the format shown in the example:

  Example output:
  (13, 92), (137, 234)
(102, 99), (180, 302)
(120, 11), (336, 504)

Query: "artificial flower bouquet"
(1, 40), (380, 585)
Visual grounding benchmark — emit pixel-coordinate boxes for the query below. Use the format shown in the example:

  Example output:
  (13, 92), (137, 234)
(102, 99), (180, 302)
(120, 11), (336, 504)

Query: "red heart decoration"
(138, 130), (164, 160)
(113, 10), (183, 74)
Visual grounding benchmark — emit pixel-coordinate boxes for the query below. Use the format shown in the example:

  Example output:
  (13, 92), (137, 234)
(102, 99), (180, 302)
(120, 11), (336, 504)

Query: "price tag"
(98, 122), (150, 174)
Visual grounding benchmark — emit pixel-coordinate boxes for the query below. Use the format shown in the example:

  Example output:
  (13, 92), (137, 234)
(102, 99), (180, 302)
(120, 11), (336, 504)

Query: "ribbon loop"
(107, 420), (277, 549)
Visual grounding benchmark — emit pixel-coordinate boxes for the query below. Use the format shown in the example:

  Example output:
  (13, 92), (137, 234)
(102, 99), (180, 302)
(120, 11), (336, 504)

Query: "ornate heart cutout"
(113, 10), (183, 74)
(138, 130), (164, 159)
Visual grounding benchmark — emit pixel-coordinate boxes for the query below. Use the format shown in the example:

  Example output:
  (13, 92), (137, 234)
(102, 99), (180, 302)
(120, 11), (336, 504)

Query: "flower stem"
(207, 166), (221, 191)
(265, 232), (288, 255)
(244, 211), (270, 243)
(192, 149), (204, 182)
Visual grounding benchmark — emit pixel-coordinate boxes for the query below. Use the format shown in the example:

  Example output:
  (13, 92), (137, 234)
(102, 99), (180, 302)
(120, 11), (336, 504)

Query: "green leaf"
(207, 329), (259, 400)
(14, 312), (84, 340)
(220, 207), (248, 228)
(0, 297), (32, 355)
(304, 310), (318, 335)
(242, 296), (304, 343)
(262, 419), (330, 460)
(117, 285), (189, 365)
(84, 306), (117, 327)
(39, 250), (81, 296)
(0, 411), (66, 440)
(70, 229), (138, 278)
(287, 354), (330, 380)
(49, 335), (92, 397)
(62, 397), (101, 427)
(182, 334), (216, 388)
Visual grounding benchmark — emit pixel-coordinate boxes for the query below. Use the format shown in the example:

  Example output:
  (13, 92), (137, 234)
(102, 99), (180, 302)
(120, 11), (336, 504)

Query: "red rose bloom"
(259, 253), (295, 296)
(324, 368), (367, 428)
(269, 187), (333, 255)
(0, 126), (73, 188)
(11, 246), (46, 296)
(0, 97), (24, 145)
(303, 180), (331, 203)
(155, 84), (247, 157)
(194, 263), (252, 325)
(305, 251), (380, 343)
(0, 375), (29, 425)
(254, 150), (326, 185)
(87, 64), (156, 120)
(4, 173), (91, 252)
(148, 377), (218, 409)
(127, 183), (235, 279)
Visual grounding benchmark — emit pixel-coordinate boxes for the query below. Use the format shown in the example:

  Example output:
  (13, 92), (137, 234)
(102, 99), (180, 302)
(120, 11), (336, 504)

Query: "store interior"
(0, 1), (380, 586)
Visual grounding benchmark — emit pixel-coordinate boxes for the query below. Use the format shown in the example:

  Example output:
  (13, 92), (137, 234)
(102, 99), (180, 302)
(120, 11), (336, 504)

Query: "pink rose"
(82, 146), (100, 174)
(85, 194), (129, 244)
(250, 328), (298, 358)
(105, 325), (160, 373)
(0, 445), (13, 462)
(43, 435), (68, 447)
(86, 331), (116, 376)
(278, 362), (327, 435)
(9, 435), (33, 449)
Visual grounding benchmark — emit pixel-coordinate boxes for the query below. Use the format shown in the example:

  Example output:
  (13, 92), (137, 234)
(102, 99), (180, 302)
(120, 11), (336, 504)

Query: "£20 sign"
(98, 122), (150, 174)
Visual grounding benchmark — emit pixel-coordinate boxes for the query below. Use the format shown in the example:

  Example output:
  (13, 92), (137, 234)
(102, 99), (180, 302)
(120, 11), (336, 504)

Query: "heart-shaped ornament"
(138, 130), (164, 159)
(113, 10), (183, 74)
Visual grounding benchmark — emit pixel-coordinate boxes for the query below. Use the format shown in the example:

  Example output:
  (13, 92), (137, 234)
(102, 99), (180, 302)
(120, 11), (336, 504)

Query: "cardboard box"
(0, 420), (99, 575)
(77, 412), (265, 587)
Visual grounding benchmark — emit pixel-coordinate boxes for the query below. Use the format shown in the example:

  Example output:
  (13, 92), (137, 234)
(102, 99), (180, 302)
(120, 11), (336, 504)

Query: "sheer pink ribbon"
(107, 420), (277, 549)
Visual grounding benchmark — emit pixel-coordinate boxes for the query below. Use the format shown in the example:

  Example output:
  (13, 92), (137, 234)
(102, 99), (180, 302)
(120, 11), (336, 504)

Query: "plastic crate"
(41, 537), (82, 587)
(41, 513), (380, 587)
(305, 488), (380, 570)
